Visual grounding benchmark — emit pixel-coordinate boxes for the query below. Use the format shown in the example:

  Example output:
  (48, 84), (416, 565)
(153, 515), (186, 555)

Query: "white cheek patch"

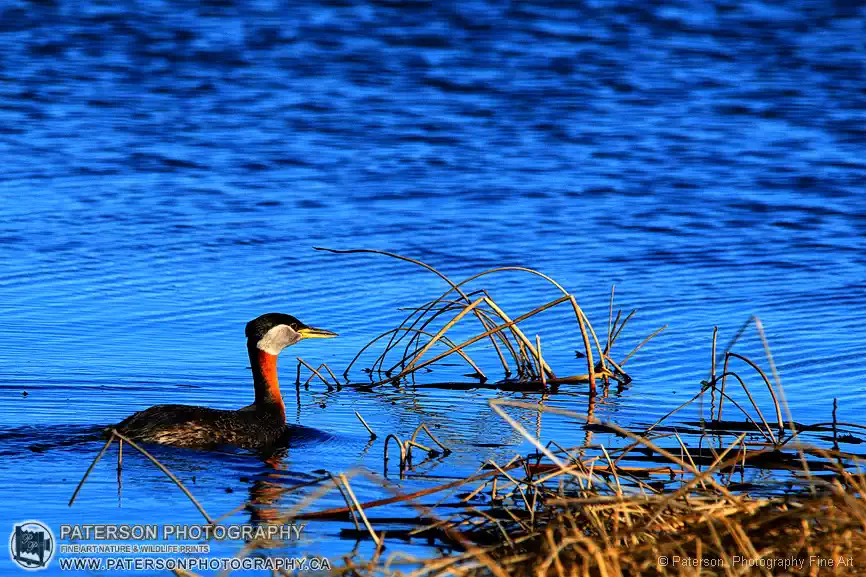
(257, 324), (300, 355)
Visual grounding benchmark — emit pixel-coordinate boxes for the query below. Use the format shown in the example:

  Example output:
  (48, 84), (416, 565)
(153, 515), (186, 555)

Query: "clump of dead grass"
(312, 247), (665, 395)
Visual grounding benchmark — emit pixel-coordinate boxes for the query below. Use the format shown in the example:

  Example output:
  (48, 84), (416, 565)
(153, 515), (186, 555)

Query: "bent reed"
(69, 251), (865, 576)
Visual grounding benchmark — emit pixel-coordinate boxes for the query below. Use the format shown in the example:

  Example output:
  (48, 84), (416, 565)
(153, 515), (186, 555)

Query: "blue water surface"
(1, 0), (865, 574)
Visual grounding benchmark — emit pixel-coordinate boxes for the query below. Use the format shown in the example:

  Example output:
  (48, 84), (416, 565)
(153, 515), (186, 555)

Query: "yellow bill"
(298, 326), (338, 339)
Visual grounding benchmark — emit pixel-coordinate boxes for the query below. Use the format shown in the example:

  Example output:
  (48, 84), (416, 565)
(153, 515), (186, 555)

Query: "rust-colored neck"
(248, 342), (285, 421)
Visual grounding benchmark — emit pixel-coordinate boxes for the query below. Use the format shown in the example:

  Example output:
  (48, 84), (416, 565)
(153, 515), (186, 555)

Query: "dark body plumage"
(112, 405), (287, 450)
(106, 313), (336, 451)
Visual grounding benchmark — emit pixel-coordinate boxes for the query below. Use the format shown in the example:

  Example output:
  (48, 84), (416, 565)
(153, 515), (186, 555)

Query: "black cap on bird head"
(246, 312), (338, 355)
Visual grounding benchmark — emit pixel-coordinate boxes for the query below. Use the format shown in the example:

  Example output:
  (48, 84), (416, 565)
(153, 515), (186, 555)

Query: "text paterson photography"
(59, 523), (306, 541)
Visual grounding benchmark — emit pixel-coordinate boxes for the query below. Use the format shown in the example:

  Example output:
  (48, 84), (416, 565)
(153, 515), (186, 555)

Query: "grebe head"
(245, 312), (338, 355)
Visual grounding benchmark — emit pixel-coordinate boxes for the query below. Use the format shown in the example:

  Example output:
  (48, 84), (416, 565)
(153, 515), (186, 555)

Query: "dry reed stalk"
(329, 473), (361, 532)
(480, 296), (555, 378)
(339, 473), (381, 546)
(718, 350), (731, 423)
(372, 294), (456, 374)
(346, 327), (486, 378)
(619, 324), (667, 366)
(530, 463), (599, 490)
(717, 315), (753, 363)
(640, 433), (749, 530)
(410, 423), (452, 455)
(302, 363), (336, 387)
(607, 286), (615, 352)
(295, 357), (333, 389)
(711, 325), (718, 390)
(568, 296), (596, 391)
(406, 439), (433, 454)
(597, 445), (623, 498)
(607, 310), (622, 353)
(378, 296), (572, 385)
(69, 434), (114, 507)
(725, 352), (784, 436)
(111, 430), (214, 524)
(674, 431), (708, 492)
(467, 507), (516, 547)
(403, 297), (486, 372)
(602, 356), (629, 385)
(716, 370), (777, 444)
(399, 264), (572, 308)
(643, 387), (710, 436)
(537, 335), (546, 387)
(577, 306), (608, 374)
(460, 480), (492, 503)
(384, 433), (407, 473)
(607, 309), (636, 353)
(388, 300), (478, 369)
(486, 460), (533, 524)
(320, 363), (341, 386)
(753, 318), (815, 491)
(393, 294), (514, 377)
(354, 411), (377, 439)
(420, 299), (513, 377)
(274, 474), (347, 523)
(315, 248), (514, 375)
(474, 306), (526, 374)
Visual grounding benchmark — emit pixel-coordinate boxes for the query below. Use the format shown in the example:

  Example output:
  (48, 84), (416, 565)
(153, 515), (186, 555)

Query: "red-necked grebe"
(111, 313), (337, 450)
